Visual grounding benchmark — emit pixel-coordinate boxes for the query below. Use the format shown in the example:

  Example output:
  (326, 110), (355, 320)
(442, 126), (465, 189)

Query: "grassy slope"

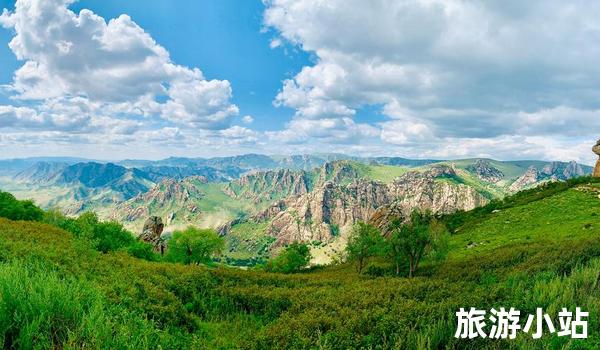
(357, 163), (410, 183)
(224, 221), (275, 264)
(2, 180), (600, 348)
(448, 158), (533, 179)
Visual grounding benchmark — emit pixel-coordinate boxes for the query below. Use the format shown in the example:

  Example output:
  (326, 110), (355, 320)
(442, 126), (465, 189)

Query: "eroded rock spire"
(593, 139), (600, 177)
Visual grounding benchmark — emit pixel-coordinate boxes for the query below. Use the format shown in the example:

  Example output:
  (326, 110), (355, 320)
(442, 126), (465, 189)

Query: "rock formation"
(253, 165), (488, 246)
(509, 160), (589, 192)
(594, 139), (600, 177)
(466, 159), (504, 183)
(223, 161), (362, 205)
(224, 168), (310, 203)
(372, 165), (488, 234)
(140, 216), (167, 255)
(509, 166), (539, 192)
(263, 180), (391, 246)
(113, 176), (206, 224)
(541, 161), (585, 179)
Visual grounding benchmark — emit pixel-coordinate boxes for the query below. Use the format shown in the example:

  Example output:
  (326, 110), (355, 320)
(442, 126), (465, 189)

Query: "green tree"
(266, 242), (311, 273)
(0, 191), (44, 222)
(387, 210), (449, 277)
(346, 222), (384, 273)
(93, 221), (136, 253)
(127, 241), (160, 261)
(56, 212), (135, 253)
(166, 227), (224, 265)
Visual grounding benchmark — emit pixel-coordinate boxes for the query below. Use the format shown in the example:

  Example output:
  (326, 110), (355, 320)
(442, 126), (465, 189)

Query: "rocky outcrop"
(140, 216), (167, 255)
(466, 159), (504, 183)
(224, 161), (363, 205)
(509, 161), (588, 192)
(264, 180), (390, 246)
(256, 164), (488, 246)
(371, 165), (488, 234)
(313, 161), (362, 185)
(541, 161), (585, 180)
(509, 166), (539, 192)
(388, 166), (486, 213)
(113, 176), (206, 223)
(593, 140), (600, 178)
(225, 168), (310, 203)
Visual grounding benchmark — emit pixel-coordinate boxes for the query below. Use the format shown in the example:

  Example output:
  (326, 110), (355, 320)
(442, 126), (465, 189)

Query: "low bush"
(0, 191), (44, 222)
(265, 242), (311, 273)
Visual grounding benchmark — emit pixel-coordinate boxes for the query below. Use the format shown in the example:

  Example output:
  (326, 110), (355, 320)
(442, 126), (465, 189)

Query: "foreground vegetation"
(1, 177), (600, 348)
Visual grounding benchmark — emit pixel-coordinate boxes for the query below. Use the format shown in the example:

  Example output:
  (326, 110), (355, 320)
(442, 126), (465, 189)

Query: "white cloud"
(268, 117), (378, 145)
(269, 38), (282, 49)
(264, 0), (600, 161)
(0, 0), (598, 161)
(161, 75), (239, 129)
(380, 120), (434, 145)
(220, 125), (258, 139)
(0, 0), (240, 133)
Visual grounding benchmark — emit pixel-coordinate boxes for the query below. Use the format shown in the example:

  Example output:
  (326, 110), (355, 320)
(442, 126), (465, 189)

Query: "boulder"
(140, 216), (167, 255)
(593, 139), (600, 178)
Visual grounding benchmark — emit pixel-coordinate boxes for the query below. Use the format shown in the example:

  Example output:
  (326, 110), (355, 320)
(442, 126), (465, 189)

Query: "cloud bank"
(263, 0), (600, 163)
(0, 0), (598, 163)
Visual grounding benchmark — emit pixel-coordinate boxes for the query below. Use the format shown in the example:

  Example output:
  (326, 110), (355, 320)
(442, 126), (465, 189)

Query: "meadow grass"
(1, 179), (600, 348)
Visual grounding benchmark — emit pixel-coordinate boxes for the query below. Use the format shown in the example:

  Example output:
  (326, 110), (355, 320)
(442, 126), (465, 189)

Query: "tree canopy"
(346, 222), (385, 273)
(266, 242), (311, 273)
(388, 210), (449, 277)
(166, 227), (224, 265)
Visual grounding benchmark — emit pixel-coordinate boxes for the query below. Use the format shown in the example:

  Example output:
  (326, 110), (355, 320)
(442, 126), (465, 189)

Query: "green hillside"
(1, 178), (600, 349)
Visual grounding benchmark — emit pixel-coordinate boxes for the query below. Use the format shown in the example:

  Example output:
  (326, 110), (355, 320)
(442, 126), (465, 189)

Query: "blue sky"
(0, 0), (598, 163)
(0, 0), (309, 131)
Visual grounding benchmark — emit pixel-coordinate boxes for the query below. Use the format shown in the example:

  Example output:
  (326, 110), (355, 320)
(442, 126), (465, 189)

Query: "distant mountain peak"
(465, 159), (504, 183)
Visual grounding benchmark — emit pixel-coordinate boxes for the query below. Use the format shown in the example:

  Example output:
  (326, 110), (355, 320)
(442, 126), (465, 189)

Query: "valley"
(0, 154), (591, 265)
(1, 174), (599, 348)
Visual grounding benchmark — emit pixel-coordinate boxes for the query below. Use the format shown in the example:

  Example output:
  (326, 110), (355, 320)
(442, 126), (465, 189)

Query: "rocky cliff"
(224, 161), (364, 205)
(541, 161), (585, 180)
(508, 161), (586, 192)
(251, 164), (488, 246)
(509, 166), (540, 192)
(262, 180), (391, 246)
(465, 159), (504, 183)
(224, 168), (311, 203)
(112, 176), (207, 224)
(371, 165), (488, 234)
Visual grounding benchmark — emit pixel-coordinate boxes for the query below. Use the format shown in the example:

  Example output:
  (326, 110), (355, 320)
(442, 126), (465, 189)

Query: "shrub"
(93, 221), (136, 253)
(127, 241), (160, 261)
(0, 191), (44, 222)
(166, 227), (224, 264)
(265, 242), (311, 273)
(52, 211), (136, 253)
(387, 210), (450, 277)
(0, 260), (171, 348)
(364, 261), (393, 277)
(346, 222), (385, 273)
(330, 224), (340, 237)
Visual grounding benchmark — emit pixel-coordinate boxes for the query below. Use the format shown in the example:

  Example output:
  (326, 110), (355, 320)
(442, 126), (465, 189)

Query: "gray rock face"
(542, 161), (585, 179)
(140, 216), (167, 255)
(466, 159), (504, 183)
(263, 180), (391, 246)
(257, 165), (488, 246)
(593, 140), (600, 178)
(509, 160), (588, 192)
(372, 165), (488, 234)
(509, 166), (539, 192)
(225, 168), (310, 203)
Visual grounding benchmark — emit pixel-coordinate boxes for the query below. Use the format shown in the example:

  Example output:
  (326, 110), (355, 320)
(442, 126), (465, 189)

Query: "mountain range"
(0, 154), (592, 264)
